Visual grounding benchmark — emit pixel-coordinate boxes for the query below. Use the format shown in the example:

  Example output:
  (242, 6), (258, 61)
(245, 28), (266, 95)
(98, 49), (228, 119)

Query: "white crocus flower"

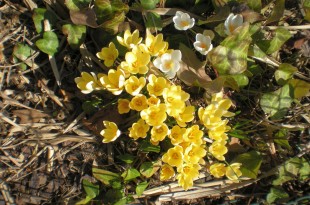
(193, 33), (213, 55)
(173, 11), (195, 31)
(153, 50), (182, 79)
(224, 13), (243, 35)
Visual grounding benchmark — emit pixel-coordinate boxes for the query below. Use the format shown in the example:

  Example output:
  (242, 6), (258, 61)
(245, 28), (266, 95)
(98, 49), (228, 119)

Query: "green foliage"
(62, 24), (87, 49)
(93, 168), (121, 186)
(139, 140), (160, 153)
(234, 151), (263, 179)
(208, 23), (252, 76)
(274, 129), (291, 150)
(288, 79), (310, 100)
(140, 0), (159, 10)
(136, 181), (149, 196)
(275, 63), (297, 85)
(121, 168), (140, 181)
(267, 187), (289, 204)
(76, 179), (99, 204)
(117, 154), (135, 164)
(32, 8), (57, 33)
(265, 0), (285, 25)
(13, 43), (35, 69)
(65, 0), (91, 11)
(265, 28), (291, 54)
(145, 12), (163, 32)
(260, 83), (294, 120)
(35, 31), (59, 56)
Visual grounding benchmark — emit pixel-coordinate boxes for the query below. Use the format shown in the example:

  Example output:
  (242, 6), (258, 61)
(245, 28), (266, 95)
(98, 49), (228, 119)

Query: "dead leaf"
(227, 137), (246, 153)
(83, 104), (130, 136)
(177, 61), (210, 86)
(70, 8), (98, 28)
(12, 109), (50, 124)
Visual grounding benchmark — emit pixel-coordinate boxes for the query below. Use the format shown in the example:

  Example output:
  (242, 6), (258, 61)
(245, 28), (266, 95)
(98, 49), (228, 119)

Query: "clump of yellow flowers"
(75, 29), (242, 190)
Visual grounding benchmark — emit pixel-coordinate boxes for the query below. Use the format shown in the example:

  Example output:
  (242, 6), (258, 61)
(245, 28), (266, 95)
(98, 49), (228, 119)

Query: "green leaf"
(265, 0), (285, 25)
(228, 74), (249, 88)
(82, 179), (99, 199)
(266, 28), (291, 54)
(234, 151), (263, 179)
(140, 0), (159, 10)
(136, 181), (149, 196)
(145, 11), (162, 32)
(65, 0), (91, 11)
(62, 24), (86, 50)
(299, 158), (310, 181)
(35, 31), (59, 56)
(76, 195), (93, 205)
(275, 63), (297, 85)
(304, 0), (310, 22)
(105, 188), (125, 204)
(267, 187), (289, 204)
(260, 84), (294, 119)
(100, 11), (126, 34)
(95, 0), (129, 24)
(272, 165), (294, 186)
(285, 157), (302, 176)
(92, 168), (121, 186)
(114, 197), (127, 205)
(140, 140), (160, 153)
(117, 154), (135, 164)
(121, 168), (140, 181)
(13, 43), (35, 68)
(274, 129), (291, 150)
(140, 162), (155, 178)
(288, 79), (310, 100)
(32, 8), (57, 33)
(246, 0), (262, 12)
(208, 23), (252, 75)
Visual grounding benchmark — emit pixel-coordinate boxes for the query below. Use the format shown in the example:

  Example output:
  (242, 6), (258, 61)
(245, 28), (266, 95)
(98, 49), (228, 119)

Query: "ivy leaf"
(117, 154), (135, 164)
(272, 165), (294, 186)
(62, 24), (86, 49)
(226, 74), (249, 88)
(299, 157), (310, 181)
(260, 83), (294, 119)
(234, 151), (262, 179)
(288, 79), (310, 100)
(65, 0), (91, 11)
(141, 0), (159, 10)
(35, 31), (59, 56)
(13, 43), (35, 68)
(121, 168), (140, 181)
(139, 161), (161, 178)
(267, 187), (289, 204)
(32, 8), (57, 33)
(275, 63), (297, 85)
(265, 0), (285, 25)
(208, 23), (252, 75)
(266, 28), (291, 54)
(246, 0), (262, 12)
(274, 129), (291, 150)
(136, 181), (149, 196)
(92, 168), (121, 186)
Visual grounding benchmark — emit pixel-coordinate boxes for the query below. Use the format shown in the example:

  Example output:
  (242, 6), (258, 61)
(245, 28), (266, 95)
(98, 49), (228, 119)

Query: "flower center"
(181, 21), (189, 27)
(172, 153), (179, 159)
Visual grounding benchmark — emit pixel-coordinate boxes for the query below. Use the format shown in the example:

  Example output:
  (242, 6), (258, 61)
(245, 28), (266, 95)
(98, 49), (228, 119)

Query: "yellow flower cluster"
(198, 92), (234, 161)
(75, 29), (240, 189)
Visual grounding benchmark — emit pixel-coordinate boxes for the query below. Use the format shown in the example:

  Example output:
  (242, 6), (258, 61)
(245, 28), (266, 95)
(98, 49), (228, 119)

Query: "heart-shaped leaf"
(208, 23), (252, 75)
(13, 43), (35, 67)
(141, 0), (159, 10)
(266, 28), (291, 54)
(62, 24), (86, 49)
(267, 187), (289, 204)
(265, 0), (285, 25)
(32, 8), (57, 33)
(95, 0), (129, 24)
(275, 63), (297, 85)
(35, 31), (59, 56)
(260, 83), (294, 119)
(288, 79), (310, 100)
(234, 151), (263, 179)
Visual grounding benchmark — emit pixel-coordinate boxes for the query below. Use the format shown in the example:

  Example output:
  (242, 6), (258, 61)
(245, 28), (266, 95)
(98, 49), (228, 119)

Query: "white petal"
(171, 50), (182, 61)
(196, 33), (204, 41)
(153, 58), (162, 69)
(232, 14), (243, 27)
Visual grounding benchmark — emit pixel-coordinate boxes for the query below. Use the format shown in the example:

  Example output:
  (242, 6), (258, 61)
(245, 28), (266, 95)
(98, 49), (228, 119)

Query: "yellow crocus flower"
(96, 42), (118, 67)
(100, 121), (121, 143)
